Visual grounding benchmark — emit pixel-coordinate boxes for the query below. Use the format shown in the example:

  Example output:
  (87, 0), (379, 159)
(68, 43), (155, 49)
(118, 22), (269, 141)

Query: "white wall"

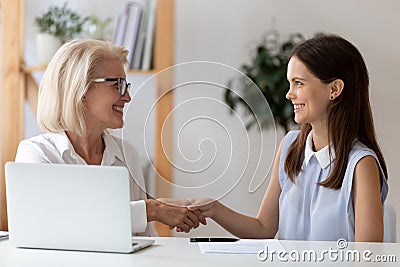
(173, 0), (400, 239)
(19, 0), (400, 240)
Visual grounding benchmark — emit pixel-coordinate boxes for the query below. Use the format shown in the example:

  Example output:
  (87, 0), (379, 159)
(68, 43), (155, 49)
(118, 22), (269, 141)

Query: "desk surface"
(0, 237), (399, 266)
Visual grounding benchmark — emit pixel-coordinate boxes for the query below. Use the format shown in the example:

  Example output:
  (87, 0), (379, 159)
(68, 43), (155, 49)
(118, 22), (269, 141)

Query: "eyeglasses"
(92, 77), (131, 96)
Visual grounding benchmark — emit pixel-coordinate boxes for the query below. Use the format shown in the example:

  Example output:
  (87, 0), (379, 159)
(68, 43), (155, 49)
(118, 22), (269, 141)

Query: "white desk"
(0, 237), (399, 266)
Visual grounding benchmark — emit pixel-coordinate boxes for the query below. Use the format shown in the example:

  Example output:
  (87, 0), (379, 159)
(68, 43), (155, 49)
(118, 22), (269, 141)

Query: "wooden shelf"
(21, 64), (47, 73)
(1, 0), (175, 236)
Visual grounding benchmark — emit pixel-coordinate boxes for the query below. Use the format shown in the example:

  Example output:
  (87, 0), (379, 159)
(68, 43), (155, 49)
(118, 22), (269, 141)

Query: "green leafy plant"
(85, 15), (112, 40)
(34, 2), (89, 43)
(225, 32), (305, 133)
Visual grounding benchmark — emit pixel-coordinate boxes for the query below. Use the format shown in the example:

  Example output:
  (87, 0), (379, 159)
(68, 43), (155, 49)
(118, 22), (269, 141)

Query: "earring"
(330, 95), (334, 100)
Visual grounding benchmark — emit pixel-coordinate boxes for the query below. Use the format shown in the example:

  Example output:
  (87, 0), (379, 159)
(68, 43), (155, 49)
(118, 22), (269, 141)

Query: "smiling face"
(83, 57), (131, 133)
(286, 56), (332, 129)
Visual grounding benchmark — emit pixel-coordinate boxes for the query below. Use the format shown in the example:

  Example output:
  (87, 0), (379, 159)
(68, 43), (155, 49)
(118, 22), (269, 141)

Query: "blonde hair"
(37, 39), (128, 136)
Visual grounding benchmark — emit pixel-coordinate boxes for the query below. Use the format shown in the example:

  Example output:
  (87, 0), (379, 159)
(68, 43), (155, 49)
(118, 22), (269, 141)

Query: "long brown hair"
(284, 35), (388, 189)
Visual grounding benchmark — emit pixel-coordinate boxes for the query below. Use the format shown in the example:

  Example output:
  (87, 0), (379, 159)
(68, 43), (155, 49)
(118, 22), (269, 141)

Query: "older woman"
(15, 39), (204, 235)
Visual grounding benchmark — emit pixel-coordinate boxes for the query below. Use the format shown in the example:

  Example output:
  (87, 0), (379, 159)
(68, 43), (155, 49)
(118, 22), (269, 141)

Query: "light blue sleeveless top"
(278, 130), (388, 241)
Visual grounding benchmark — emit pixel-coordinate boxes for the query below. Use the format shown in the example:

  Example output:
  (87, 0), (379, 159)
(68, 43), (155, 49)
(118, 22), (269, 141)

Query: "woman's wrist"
(145, 199), (160, 222)
(209, 200), (221, 220)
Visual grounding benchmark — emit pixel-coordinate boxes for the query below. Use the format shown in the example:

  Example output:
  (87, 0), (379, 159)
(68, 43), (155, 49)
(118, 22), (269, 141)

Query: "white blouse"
(15, 131), (157, 236)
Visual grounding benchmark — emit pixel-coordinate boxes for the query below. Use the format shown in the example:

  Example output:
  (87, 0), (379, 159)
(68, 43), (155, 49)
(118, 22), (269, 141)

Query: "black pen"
(0, 233), (8, 240)
(190, 237), (239, 242)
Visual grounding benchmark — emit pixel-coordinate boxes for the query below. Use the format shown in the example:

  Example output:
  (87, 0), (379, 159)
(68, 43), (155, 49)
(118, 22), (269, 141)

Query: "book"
(141, 0), (158, 70)
(131, 0), (150, 69)
(113, 5), (130, 46)
(124, 2), (143, 66)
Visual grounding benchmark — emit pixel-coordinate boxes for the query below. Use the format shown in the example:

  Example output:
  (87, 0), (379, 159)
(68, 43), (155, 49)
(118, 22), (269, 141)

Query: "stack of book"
(113, 0), (158, 70)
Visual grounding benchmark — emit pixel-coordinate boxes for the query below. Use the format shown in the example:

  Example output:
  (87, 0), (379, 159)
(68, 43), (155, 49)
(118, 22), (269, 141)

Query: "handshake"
(145, 198), (216, 233)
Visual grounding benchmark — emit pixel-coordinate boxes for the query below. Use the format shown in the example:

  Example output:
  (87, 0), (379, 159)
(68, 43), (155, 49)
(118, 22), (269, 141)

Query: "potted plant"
(225, 32), (305, 133)
(34, 2), (89, 64)
(85, 15), (112, 41)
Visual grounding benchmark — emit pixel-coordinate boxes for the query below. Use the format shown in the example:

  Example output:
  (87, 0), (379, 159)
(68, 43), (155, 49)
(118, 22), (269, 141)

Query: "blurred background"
(1, 0), (399, 239)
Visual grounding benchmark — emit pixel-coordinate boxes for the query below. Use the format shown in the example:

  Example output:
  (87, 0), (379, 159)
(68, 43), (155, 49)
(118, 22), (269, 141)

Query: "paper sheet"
(198, 239), (285, 254)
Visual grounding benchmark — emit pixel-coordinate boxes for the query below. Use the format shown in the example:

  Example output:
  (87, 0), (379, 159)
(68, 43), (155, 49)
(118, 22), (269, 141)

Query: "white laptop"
(5, 162), (154, 253)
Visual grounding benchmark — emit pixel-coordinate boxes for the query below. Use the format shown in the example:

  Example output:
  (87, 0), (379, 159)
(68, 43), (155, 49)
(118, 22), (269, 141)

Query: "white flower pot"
(36, 33), (62, 65)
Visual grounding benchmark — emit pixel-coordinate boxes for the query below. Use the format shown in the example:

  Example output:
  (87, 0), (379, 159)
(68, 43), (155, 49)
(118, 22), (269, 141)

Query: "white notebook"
(198, 239), (285, 254)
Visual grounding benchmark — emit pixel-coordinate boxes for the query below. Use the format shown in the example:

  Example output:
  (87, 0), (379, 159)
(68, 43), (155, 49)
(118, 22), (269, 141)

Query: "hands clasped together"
(145, 198), (217, 233)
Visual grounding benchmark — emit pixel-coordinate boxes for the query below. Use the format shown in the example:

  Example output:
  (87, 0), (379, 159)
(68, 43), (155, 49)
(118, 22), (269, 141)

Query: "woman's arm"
(189, 138), (284, 239)
(353, 155), (384, 242)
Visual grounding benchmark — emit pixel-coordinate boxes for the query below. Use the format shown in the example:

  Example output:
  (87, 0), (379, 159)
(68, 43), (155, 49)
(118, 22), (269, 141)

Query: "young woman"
(188, 35), (388, 242)
(15, 39), (205, 235)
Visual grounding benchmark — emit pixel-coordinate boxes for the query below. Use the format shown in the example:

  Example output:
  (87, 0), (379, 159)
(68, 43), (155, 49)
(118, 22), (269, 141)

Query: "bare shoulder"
(353, 155), (380, 192)
(354, 155), (379, 179)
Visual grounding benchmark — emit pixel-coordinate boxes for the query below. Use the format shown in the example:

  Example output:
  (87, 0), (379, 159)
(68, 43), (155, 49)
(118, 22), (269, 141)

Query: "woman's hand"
(158, 198), (207, 226)
(188, 198), (219, 218)
(157, 198), (191, 207)
(145, 199), (206, 233)
(171, 198), (218, 232)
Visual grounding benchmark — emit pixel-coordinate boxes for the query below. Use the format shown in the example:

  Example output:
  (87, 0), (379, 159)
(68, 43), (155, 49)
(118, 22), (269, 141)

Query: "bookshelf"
(0, 0), (175, 236)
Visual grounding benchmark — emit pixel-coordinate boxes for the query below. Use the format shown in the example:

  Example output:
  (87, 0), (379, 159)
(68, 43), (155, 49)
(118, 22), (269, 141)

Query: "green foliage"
(34, 2), (89, 43)
(86, 15), (112, 40)
(225, 33), (305, 133)
(88, 16), (112, 31)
